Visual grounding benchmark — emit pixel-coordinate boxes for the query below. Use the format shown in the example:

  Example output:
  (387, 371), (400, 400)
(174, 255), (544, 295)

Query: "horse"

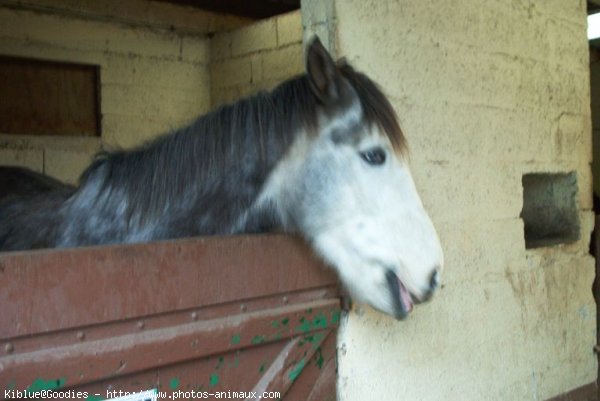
(0, 37), (443, 320)
(0, 166), (75, 250)
(0, 166), (74, 202)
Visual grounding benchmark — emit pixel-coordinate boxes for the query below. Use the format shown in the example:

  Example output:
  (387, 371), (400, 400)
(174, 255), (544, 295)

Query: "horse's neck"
(57, 91), (306, 246)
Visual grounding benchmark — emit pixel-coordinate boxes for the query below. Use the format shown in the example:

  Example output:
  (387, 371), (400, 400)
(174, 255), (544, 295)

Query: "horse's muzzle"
(412, 269), (440, 305)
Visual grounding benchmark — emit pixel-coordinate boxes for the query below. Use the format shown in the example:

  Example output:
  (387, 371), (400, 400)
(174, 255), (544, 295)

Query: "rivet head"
(76, 331), (85, 341)
(4, 343), (14, 353)
(137, 320), (145, 329)
(282, 296), (289, 304)
(240, 304), (247, 312)
(191, 312), (198, 321)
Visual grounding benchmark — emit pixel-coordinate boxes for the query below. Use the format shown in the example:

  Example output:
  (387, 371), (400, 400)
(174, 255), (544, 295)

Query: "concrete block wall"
(302, 0), (596, 400)
(210, 11), (303, 107)
(0, 1), (218, 183)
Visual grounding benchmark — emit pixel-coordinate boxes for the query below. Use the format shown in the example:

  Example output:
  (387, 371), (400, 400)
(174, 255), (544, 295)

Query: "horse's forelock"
(338, 64), (408, 155)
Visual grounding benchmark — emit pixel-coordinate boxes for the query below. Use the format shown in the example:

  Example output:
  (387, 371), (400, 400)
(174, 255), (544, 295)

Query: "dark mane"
(77, 75), (320, 234)
(0, 166), (74, 202)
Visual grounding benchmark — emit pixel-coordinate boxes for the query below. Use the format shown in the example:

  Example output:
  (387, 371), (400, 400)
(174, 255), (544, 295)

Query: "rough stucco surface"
(303, 0), (596, 400)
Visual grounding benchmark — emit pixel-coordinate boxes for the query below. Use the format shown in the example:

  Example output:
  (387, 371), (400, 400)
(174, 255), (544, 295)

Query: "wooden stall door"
(0, 235), (341, 400)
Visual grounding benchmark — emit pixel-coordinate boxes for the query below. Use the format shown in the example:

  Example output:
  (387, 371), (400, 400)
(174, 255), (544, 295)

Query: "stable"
(0, 1), (597, 401)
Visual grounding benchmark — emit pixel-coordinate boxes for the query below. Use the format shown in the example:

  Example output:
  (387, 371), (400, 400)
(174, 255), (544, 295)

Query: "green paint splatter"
(330, 310), (341, 325)
(305, 308), (313, 313)
(313, 347), (324, 369)
(27, 378), (66, 392)
(209, 373), (219, 387)
(272, 332), (282, 341)
(251, 335), (266, 344)
(216, 356), (224, 370)
(312, 313), (327, 329)
(295, 312), (328, 333)
(296, 318), (310, 333)
(232, 352), (240, 368)
(288, 358), (306, 382)
(310, 332), (324, 346)
(230, 334), (241, 345)
(85, 395), (103, 401)
(169, 378), (180, 390)
(6, 380), (16, 390)
(259, 363), (266, 373)
(299, 332), (325, 349)
(272, 317), (290, 329)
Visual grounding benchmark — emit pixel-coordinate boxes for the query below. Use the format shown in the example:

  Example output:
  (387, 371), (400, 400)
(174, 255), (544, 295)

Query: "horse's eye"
(360, 147), (386, 165)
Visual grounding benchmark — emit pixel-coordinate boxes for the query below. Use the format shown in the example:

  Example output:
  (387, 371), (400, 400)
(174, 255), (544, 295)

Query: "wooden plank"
(0, 234), (338, 338)
(250, 329), (330, 399)
(0, 299), (340, 393)
(157, 0), (300, 19)
(0, 234), (340, 400)
(0, 56), (99, 137)
(289, 329), (337, 401)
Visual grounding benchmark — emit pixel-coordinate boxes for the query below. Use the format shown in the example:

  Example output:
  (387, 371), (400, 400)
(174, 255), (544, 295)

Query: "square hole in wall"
(520, 172), (580, 249)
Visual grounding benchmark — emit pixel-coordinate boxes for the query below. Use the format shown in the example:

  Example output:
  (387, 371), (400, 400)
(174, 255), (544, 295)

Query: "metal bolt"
(240, 304), (247, 312)
(137, 320), (145, 330)
(282, 296), (289, 304)
(191, 311), (198, 321)
(4, 343), (14, 353)
(76, 331), (85, 341)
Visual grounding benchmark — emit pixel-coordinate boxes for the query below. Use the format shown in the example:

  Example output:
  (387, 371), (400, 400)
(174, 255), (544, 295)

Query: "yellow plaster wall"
(301, 0), (596, 399)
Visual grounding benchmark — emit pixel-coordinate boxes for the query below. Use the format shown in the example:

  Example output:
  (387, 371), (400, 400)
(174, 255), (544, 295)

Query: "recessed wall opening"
(520, 172), (580, 249)
(0, 56), (100, 137)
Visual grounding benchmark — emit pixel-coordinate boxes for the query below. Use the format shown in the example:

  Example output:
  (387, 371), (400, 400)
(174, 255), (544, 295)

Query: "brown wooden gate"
(0, 234), (341, 400)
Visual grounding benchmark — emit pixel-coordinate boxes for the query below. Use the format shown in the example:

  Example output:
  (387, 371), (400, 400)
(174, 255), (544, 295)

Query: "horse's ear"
(306, 37), (339, 104)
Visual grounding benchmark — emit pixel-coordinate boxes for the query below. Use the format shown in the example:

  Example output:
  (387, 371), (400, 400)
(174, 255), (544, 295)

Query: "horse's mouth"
(385, 270), (413, 320)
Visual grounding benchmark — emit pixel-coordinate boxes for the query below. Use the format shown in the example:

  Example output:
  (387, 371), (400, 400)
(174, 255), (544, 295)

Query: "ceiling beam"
(589, 0), (600, 13)
(155, 0), (300, 19)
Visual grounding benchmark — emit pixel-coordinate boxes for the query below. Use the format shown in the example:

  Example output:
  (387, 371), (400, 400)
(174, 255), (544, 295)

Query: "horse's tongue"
(398, 279), (413, 313)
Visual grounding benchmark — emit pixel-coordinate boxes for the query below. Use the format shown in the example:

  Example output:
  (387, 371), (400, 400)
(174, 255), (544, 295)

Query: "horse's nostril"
(429, 269), (440, 292)
(412, 269), (440, 304)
